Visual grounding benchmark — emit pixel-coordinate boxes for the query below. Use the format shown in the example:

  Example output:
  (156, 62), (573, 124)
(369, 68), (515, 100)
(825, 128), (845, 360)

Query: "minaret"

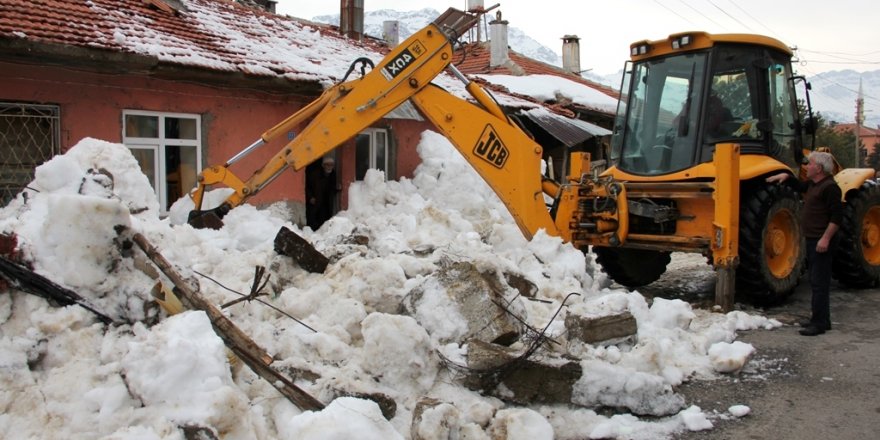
(856, 77), (864, 166)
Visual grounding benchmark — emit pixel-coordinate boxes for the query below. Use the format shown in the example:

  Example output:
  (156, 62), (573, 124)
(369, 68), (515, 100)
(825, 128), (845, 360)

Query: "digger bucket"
(187, 204), (229, 230)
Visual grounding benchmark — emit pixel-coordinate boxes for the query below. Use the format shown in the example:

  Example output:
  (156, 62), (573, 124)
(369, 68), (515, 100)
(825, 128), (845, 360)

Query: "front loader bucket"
(187, 205), (228, 230)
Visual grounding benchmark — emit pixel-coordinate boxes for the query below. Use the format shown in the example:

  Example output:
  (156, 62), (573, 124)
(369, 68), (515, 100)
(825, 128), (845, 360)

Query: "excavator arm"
(408, 82), (558, 238)
(188, 8), (484, 228)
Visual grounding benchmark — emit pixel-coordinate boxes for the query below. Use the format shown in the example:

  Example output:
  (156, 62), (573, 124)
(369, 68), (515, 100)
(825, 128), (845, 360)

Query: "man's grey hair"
(809, 151), (835, 175)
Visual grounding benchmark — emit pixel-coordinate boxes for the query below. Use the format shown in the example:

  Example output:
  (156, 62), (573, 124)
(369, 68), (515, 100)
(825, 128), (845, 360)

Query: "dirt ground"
(627, 253), (880, 439)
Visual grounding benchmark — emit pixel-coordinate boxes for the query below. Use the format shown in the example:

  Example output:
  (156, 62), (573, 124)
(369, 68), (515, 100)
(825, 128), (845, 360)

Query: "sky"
(276, 0), (880, 77)
(0, 135), (783, 439)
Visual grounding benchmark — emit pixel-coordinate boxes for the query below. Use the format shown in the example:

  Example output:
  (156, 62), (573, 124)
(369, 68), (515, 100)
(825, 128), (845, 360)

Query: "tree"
(867, 143), (880, 172)
(814, 117), (862, 168)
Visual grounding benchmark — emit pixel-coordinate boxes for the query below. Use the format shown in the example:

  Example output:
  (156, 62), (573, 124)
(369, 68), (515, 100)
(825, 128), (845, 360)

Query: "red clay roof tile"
(0, 0), (386, 84)
(453, 41), (619, 101)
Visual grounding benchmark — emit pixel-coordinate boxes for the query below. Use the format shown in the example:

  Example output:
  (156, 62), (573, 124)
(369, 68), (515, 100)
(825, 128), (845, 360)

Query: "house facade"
(0, 0), (618, 226)
(0, 0), (432, 225)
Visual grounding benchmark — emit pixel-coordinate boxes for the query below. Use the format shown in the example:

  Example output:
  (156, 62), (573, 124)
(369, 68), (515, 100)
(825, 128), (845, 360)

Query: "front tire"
(737, 183), (805, 300)
(594, 247), (671, 288)
(833, 182), (880, 287)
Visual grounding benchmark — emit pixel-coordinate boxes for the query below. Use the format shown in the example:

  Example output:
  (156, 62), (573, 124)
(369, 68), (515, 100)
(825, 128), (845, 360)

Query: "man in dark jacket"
(767, 151), (843, 336)
(306, 155), (339, 230)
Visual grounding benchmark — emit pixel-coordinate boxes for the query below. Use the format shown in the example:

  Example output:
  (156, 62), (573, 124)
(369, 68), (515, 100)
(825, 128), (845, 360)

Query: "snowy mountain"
(805, 69), (880, 128)
(311, 8), (562, 66)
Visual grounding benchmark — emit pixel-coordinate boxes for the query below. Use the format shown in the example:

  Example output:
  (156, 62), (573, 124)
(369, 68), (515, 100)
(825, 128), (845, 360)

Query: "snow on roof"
(477, 73), (619, 114)
(0, 0), (554, 106)
(0, 0), (382, 86)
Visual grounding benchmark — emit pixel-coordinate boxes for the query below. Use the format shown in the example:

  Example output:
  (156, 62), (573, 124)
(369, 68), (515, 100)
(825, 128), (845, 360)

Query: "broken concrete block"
(504, 271), (537, 299)
(401, 261), (522, 346)
(464, 339), (582, 405)
(273, 226), (328, 273)
(564, 311), (637, 346)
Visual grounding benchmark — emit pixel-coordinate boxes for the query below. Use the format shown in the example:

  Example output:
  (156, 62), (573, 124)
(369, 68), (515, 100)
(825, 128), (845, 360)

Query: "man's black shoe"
(799, 320), (831, 330)
(799, 325), (825, 336)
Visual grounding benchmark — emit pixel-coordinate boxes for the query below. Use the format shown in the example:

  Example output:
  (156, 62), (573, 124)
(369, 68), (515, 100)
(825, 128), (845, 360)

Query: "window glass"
(129, 147), (157, 189)
(704, 71), (753, 141)
(354, 129), (389, 180)
(125, 115), (158, 138)
(769, 61), (799, 167)
(164, 145), (199, 201)
(617, 52), (707, 175)
(610, 61), (632, 164)
(123, 111), (201, 212)
(165, 117), (198, 140)
(355, 133), (371, 180)
(375, 131), (387, 173)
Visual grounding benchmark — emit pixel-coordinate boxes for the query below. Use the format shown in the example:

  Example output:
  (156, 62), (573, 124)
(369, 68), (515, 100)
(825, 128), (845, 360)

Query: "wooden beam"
(132, 233), (325, 412)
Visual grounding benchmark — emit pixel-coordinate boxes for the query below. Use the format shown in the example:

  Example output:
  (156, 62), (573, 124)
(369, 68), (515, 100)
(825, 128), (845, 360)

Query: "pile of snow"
(0, 133), (781, 439)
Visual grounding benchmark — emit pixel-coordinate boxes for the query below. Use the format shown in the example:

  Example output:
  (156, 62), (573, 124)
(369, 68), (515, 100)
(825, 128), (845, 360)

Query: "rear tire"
(737, 184), (805, 300)
(833, 182), (880, 287)
(594, 247), (671, 288)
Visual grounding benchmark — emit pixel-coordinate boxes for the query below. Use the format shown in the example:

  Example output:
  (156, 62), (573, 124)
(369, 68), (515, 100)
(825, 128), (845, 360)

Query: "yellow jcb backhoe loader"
(187, 8), (880, 308)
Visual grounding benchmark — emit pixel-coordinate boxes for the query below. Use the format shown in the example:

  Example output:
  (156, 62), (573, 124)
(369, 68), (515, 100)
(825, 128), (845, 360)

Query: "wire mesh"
(0, 102), (61, 205)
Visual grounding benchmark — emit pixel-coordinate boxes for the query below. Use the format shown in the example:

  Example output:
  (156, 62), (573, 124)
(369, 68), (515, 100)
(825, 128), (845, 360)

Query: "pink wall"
(0, 61), (310, 205)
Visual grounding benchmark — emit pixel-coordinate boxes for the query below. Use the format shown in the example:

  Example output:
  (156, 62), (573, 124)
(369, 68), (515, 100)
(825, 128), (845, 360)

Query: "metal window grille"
(0, 102), (61, 205)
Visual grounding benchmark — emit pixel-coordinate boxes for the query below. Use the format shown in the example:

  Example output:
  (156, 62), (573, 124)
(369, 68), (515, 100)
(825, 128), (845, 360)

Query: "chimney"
(489, 11), (509, 68)
(382, 20), (399, 46)
(466, 0), (486, 42)
(340, 0), (364, 41)
(467, 0), (485, 11)
(562, 35), (581, 74)
(234, 0), (275, 12)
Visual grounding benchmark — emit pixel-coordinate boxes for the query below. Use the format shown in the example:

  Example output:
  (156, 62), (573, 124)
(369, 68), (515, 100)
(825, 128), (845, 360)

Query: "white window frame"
(355, 128), (389, 180)
(122, 110), (202, 212)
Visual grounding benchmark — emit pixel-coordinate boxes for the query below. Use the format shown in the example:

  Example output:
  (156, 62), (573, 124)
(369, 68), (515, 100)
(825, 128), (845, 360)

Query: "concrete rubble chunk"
(564, 311), (638, 346)
(504, 271), (537, 298)
(464, 339), (582, 405)
(400, 260), (523, 345)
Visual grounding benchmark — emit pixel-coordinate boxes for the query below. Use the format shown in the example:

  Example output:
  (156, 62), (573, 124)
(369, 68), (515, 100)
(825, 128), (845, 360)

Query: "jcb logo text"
(474, 125), (509, 168)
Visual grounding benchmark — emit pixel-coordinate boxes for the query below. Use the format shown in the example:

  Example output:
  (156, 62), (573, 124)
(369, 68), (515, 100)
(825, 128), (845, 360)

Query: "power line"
(653, 0), (697, 26)
(678, 0), (726, 29)
(705, 0), (755, 31)
(799, 49), (880, 64)
(801, 59), (880, 66)
(723, 0), (784, 40)
(801, 49), (880, 57)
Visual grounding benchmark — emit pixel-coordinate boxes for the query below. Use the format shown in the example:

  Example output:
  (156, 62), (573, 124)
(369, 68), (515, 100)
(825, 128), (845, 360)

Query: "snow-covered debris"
(729, 404), (751, 417)
(0, 132), (780, 439)
(708, 341), (756, 374)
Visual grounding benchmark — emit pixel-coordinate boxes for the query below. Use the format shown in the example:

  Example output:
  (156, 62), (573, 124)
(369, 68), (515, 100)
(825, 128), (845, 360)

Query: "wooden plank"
(0, 255), (113, 324)
(132, 233), (325, 412)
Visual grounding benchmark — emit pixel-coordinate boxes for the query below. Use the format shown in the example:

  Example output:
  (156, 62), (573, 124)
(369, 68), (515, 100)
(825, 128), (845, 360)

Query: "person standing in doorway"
(306, 155), (339, 230)
(766, 151), (842, 336)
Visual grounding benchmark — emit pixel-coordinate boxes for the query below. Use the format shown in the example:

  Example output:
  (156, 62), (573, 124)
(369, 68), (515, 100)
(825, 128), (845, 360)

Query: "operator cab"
(611, 32), (804, 176)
